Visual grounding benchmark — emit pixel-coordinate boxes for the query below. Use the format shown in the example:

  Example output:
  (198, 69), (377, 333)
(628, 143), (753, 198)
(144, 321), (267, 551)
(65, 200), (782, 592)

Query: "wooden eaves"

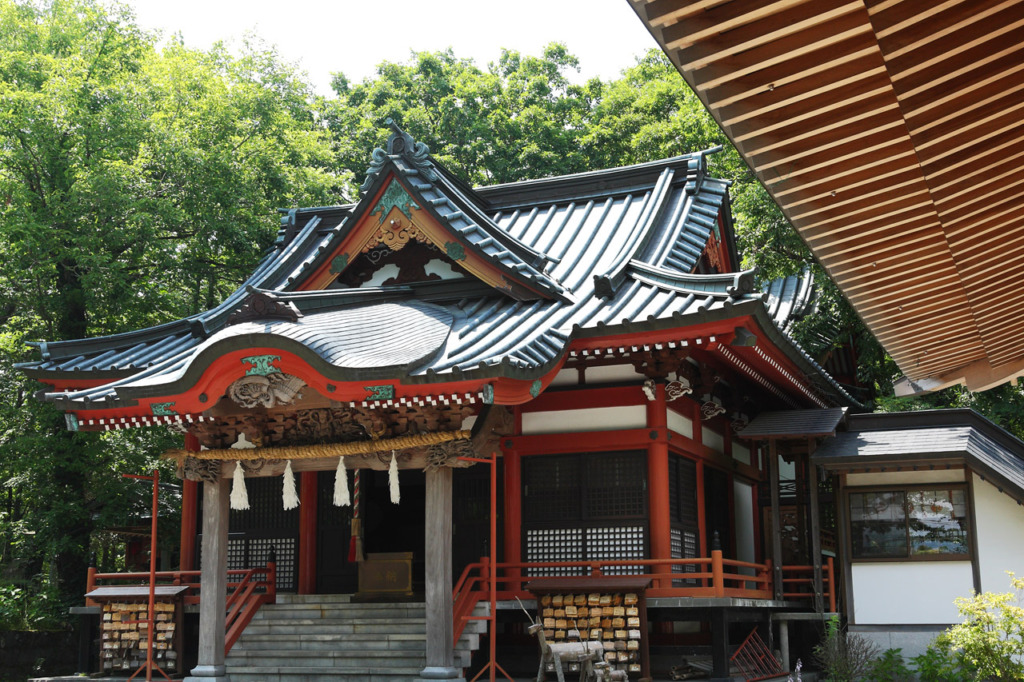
(629, 0), (1024, 394)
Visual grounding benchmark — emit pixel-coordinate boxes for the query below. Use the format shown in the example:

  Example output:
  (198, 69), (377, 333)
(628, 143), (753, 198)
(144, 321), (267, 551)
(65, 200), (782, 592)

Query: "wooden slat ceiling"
(631, 0), (1024, 394)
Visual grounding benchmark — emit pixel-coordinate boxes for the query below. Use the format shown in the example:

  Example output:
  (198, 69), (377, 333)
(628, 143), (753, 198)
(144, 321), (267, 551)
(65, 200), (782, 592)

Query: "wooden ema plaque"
(87, 586), (187, 673)
(527, 577), (651, 680)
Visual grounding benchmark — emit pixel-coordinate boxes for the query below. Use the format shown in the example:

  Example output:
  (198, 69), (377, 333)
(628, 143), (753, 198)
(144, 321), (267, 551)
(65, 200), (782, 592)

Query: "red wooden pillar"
(179, 433), (200, 572)
(298, 471), (318, 594)
(647, 382), (671, 588)
(502, 445), (522, 592)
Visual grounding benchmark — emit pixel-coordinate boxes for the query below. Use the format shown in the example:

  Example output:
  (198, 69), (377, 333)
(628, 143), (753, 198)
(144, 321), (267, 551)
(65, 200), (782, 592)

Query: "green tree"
(0, 0), (341, 609)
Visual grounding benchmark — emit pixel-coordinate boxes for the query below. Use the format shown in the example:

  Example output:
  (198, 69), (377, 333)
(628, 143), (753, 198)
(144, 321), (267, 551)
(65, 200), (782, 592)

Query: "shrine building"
(21, 123), (1024, 681)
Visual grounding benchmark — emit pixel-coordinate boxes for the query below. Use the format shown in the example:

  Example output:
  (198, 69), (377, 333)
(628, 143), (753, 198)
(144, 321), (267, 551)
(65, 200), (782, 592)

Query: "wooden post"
(502, 446), (522, 593)
(768, 440), (784, 601)
(298, 471), (317, 594)
(418, 466), (462, 680)
(647, 382), (671, 590)
(180, 479), (198, 571)
(807, 446), (824, 613)
(184, 477), (230, 682)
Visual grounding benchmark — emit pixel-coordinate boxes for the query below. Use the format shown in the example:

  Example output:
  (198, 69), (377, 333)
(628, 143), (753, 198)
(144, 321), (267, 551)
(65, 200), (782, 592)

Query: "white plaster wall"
(667, 409), (693, 439)
(521, 405), (646, 435)
(847, 470), (964, 486)
(851, 561), (973, 625)
(702, 426), (724, 454)
(973, 473), (1024, 593)
(584, 364), (645, 384)
(734, 480), (756, 567)
(549, 368), (579, 387)
(733, 440), (751, 466)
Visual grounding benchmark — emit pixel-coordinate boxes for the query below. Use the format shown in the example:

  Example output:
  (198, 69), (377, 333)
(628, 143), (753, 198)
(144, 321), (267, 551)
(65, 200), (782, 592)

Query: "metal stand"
(458, 450), (513, 682)
(124, 469), (171, 682)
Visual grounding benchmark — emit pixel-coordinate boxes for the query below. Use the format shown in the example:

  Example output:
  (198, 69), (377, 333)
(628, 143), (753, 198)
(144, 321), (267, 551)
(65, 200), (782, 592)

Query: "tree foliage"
(0, 0), (341, 617)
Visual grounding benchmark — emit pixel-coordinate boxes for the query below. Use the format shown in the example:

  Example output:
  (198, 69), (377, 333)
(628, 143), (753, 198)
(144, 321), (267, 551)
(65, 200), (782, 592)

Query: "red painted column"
(502, 445), (522, 592)
(298, 471), (318, 594)
(647, 382), (671, 588)
(179, 433), (200, 572)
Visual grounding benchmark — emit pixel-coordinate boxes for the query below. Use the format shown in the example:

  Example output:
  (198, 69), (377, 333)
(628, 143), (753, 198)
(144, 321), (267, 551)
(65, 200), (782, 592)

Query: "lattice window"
(585, 453), (646, 519)
(525, 528), (584, 576)
(524, 456), (582, 523)
(586, 525), (645, 574)
(671, 528), (699, 587)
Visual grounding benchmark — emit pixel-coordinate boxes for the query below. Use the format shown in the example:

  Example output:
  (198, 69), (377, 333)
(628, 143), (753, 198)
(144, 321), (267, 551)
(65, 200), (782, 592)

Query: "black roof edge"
(475, 151), (711, 209)
(845, 409), (1024, 455)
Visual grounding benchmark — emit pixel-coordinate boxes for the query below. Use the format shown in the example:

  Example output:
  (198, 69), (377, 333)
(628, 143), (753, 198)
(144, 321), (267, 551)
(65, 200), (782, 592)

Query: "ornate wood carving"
(227, 373), (305, 409)
(182, 456), (221, 483)
(190, 402), (475, 452)
(363, 216), (430, 253)
(228, 291), (301, 325)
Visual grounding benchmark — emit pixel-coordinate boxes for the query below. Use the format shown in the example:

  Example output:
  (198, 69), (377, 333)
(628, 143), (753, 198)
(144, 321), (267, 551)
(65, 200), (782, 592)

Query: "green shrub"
(813, 615), (880, 681)
(864, 648), (913, 681)
(910, 632), (977, 682)
(944, 573), (1024, 681)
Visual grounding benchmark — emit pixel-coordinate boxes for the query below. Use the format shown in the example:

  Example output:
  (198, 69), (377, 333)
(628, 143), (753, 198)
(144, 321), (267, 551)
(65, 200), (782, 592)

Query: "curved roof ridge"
(627, 261), (758, 299)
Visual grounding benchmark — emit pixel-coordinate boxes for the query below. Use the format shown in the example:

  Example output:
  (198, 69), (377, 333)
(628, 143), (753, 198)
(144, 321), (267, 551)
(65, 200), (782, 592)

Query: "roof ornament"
(361, 118), (437, 193)
(228, 288), (302, 326)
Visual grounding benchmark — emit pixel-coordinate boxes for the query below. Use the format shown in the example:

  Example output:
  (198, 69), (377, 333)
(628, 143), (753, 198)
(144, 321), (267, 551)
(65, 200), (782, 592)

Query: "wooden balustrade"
(452, 551), (832, 644)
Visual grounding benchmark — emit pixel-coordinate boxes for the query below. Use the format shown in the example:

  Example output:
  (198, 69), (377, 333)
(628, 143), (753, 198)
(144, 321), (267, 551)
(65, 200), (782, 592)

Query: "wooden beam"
(189, 478), (229, 680)
(769, 440), (784, 601)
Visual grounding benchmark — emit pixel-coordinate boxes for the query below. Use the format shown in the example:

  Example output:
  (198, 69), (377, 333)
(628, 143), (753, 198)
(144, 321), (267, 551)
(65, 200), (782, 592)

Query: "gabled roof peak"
(361, 119), (437, 193)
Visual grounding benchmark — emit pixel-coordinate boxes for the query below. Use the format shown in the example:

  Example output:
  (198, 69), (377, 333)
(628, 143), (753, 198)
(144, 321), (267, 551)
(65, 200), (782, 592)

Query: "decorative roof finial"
(361, 118), (436, 193)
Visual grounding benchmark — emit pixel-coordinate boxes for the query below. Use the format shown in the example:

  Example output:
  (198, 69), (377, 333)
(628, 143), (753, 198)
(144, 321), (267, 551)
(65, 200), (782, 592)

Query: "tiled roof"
(812, 409), (1024, 502)
(738, 407), (848, 440)
(20, 125), (854, 409)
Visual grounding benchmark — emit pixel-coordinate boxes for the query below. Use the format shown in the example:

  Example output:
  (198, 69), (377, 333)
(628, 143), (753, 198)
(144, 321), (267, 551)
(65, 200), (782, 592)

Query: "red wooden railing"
(452, 553), (837, 644)
(780, 556), (837, 612)
(86, 563), (277, 654)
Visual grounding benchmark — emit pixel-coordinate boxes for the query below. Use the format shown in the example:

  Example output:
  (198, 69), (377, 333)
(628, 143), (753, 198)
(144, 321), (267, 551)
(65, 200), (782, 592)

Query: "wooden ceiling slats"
(668, 0), (859, 60)
(717, 60), (886, 126)
(686, 12), (871, 90)
(658, 0), (807, 50)
(882, 5), (1024, 84)
(640, 0), (725, 28)
(747, 112), (905, 171)
(899, 47), (1024, 120)
(910, 90), (1024, 155)
(703, 40), (878, 108)
(631, 0), (1024, 388)
(729, 73), (893, 143)
(788, 171), (921, 221)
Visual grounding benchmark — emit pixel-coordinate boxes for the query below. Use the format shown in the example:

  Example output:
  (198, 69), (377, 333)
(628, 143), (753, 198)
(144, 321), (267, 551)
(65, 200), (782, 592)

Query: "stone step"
(253, 604), (426, 619)
(240, 620), (427, 636)
(232, 633), (426, 652)
(228, 649), (426, 668)
(226, 665), (426, 682)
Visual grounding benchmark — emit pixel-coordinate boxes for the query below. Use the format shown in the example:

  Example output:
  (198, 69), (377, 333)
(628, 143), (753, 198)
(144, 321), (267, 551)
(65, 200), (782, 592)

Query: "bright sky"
(128, 0), (662, 96)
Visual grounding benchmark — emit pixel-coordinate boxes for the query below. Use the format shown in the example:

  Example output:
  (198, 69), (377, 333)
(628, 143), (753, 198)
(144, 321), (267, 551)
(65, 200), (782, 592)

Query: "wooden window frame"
(844, 483), (971, 563)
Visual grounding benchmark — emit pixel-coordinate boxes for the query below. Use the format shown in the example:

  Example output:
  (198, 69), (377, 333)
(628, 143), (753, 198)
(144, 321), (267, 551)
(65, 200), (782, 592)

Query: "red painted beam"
(647, 384), (672, 576)
(179, 433), (200, 572)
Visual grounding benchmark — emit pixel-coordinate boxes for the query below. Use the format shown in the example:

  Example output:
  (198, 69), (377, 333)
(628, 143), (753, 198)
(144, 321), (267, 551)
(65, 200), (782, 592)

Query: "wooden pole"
(647, 382), (671, 589)
(298, 471), (317, 594)
(185, 478), (230, 682)
(502, 446), (522, 594)
(768, 440), (784, 601)
(807, 443), (824, 613)
(421, 467), (458, 678)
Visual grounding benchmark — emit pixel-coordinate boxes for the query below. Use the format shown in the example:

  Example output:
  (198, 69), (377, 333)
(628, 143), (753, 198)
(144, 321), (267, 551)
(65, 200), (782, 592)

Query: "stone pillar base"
(184, 664), (230, 682)
(416, 666), (464, 680)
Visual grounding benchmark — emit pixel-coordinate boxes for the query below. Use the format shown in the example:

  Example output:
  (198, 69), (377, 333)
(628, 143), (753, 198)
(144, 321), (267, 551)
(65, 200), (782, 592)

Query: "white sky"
(128, 0), (662, 96)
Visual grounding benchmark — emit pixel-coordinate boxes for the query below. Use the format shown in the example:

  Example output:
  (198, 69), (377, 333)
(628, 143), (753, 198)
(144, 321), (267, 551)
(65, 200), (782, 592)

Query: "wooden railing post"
(712, 549), (725, 598)
(267, 561), (277, 603)
(760, 559), (773, 597)
(827, 557), (836, 613)
(85, 566), (97, 607)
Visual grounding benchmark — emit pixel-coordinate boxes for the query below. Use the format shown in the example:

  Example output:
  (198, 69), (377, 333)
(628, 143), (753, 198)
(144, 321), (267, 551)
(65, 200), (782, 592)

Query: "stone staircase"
(225, 594), (487, 682)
